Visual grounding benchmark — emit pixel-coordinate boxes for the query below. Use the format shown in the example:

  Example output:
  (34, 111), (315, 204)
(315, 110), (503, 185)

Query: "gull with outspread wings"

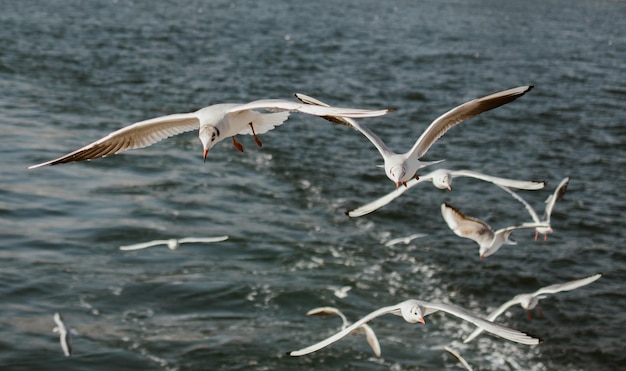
(440, 202), (548, 258)
(119, 235), (228, 251)
(29, 98), (392, 168)
(296, 86), (533, 189)
(464, 273), (601, 343)
(498, 177), (569, 241)
(288, 299), (541, 356)
(347, 168), (546, 217)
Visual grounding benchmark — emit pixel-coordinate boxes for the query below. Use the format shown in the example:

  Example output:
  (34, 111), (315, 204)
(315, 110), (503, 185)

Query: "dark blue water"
(1, 0), (624, 369)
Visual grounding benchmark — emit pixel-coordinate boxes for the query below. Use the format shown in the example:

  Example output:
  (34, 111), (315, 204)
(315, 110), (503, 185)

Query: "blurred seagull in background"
(119, 236), (229, 251)
(53, 312), (77, 357)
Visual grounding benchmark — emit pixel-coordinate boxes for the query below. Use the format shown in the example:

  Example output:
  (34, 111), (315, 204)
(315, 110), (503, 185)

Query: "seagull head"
(198, 125), (221, 162)
(387, 164), (407, 189)
(400, 300), (426, 324)
(432, 171), (452, 190)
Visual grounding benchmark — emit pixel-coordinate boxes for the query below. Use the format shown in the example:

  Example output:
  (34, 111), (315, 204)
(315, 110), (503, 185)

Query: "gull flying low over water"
(384, 233), (427, 247)
(28, 98), (392, 168)
(296, 86), (533, 189)
(347, 168), (546, 217)
(119, 235), (229, 251)
(464, 273), (601, 343)
(288, 299), (541, 356)
(52, 312), (76, 357)
(497, 177), (570, 241)
(440, 203), (548, 259)
(306, 306), (381, 357)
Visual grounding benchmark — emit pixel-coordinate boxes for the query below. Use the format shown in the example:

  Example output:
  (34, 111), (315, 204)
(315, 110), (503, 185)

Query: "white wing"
(289, 303), (401, 356)
(407, 86), (533, 159)
(229, 98), (392, 119)
(497, 184), (541, 223)
(360, 324), (381, 357)
(119, 240), (169, 250)
(294, 93), (395, 158)
(449, 170), (546, 190)
(347, 176), (432, 217)
(542, 177), (569, 222)
(534, 273), (601, 296)
(463, 297), (522, 343)
(384, 233), (427, 247)
(28, 112), (200, 168)
(444, 346), (473, 371)
(423, 301), (541, 345)
(177, 236), (229, 244)
(306, 307), (349, 328)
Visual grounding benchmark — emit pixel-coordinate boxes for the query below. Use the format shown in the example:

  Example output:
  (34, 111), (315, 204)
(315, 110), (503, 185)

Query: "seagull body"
(296, 86), (533, 188)
(440, 203), (548, 258)
(464, 273), (601, 343)
(289, 299), (541, 356)
(306, 306), (381, 357)
(347, 168), (546, 217)
(119, 235), (229, 251)
(52, 312), (73, 357)
(28, 99), (392, 168)
(498, 177), (570, 241)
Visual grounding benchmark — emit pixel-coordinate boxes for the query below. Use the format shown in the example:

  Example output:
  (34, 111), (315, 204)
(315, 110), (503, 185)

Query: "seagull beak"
(447, 185), (452, 191)
(418, 317), (425, 324)
(395, 182), (401, 189)
(479, 254), (483, 260)
(203, 149), (209, 162)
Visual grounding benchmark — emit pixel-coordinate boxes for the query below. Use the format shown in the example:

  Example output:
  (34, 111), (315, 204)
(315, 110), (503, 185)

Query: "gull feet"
(232, 137), (244, 152)
(249, 122), (263, 148)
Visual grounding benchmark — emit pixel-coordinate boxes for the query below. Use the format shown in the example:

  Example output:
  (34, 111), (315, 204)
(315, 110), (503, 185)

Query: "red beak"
(418, 317), (425, 324)
(203, 149), (209, 162)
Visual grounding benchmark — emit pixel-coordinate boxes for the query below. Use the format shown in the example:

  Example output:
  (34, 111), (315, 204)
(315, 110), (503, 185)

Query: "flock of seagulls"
(29, 89), (600, 366)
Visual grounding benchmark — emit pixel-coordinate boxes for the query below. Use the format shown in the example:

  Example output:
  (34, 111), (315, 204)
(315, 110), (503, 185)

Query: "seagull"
(288, 299), (541, 356)
(440, 202), (548, 259)
(306, 306), (381, 357)
(444, 346), (473, 371)
(464, 273), (601, 343)
(327, 285), (352, 299)
(347, 168), (546, 217)
(119, 235), (229, 251)
(296, 86), (533, 189)
(52, 312), (76, 357)
(384, 233), (427, 247)
(497, 177), (570, 241)
(28, 98), (392, 168)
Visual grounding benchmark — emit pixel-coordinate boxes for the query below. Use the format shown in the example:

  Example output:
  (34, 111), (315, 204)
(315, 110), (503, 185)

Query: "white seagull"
(464, 273), (601, 343)
(347, 168), (546, 217)
(440, 203), (548, 259)
(119, 235), (229, 251)
(498, 177), (570, 241)
(295, 86), (533, 188)
(288, 299), (541, 356)
(52, 312), (76, 357)
(384, 233), (427, 247)
(306, 306), (381, 357)
(28, 98), (392, 168)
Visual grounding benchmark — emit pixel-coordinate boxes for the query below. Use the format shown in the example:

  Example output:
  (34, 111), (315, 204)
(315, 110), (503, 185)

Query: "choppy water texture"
(1, 0), (625, 370)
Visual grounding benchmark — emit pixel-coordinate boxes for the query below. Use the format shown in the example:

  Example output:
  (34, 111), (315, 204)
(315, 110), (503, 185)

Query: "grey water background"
(1, 0), (624, 369)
